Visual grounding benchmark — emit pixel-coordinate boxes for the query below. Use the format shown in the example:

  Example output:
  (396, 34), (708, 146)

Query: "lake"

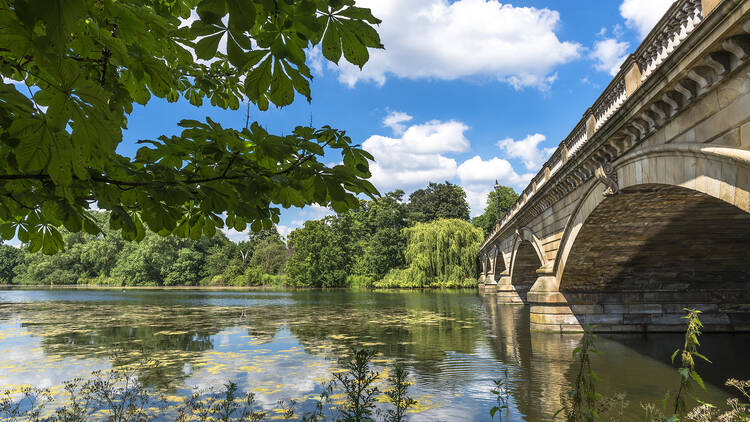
(0, 288), (748, 421)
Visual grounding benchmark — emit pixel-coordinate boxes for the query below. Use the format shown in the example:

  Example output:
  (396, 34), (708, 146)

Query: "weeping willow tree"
(377, 219), (482, 288)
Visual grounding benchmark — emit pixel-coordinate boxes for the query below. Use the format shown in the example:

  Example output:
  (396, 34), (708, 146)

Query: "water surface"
(0, 288), (747, 421)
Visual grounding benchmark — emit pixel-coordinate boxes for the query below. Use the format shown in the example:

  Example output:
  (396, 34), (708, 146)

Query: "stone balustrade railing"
(638, 0), (703, 81)
(481, 0), (715, 250)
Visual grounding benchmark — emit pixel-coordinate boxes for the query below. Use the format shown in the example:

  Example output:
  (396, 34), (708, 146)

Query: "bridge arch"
(491, 246), (508, 279)
(552, 144), (750, 330)
(508, 227), (547, 301)
(555, 144), (750, 284)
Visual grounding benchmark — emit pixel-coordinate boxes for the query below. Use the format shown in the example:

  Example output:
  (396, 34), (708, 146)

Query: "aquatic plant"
(382, 363), (416, 422)
(332, 349), (380, 422)
(671, 309), (711, 419)
(555, 328), (602, 422)
(489, 368), (511, 421)
(175, 382), (265, 422)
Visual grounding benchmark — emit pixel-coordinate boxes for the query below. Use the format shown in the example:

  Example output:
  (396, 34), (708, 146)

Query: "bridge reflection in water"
(479, 297), (748, 421)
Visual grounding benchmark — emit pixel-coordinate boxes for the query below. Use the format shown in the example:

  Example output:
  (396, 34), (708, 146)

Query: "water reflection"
(0, 288), (747, 421)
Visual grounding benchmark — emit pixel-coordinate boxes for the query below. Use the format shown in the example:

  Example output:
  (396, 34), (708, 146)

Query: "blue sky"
(119, 0), (674, 241)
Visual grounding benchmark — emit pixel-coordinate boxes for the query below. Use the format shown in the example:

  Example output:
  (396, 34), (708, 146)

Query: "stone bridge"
(478, 0), (750, 332)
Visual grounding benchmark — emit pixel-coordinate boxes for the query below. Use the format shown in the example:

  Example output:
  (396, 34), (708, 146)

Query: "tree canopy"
(471, 186), (518, 237)
(406, 181), (470, 223)
(376, 218), (482, 288)
(0, 0), (383, 254)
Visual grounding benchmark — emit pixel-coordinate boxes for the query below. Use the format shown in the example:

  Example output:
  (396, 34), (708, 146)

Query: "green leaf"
(690, 370), (706, 390)
(41, 226), (64, 255)
(227, 33), (248, 68)
(0, 223), (15, 240)
(227, 0), (256, 30)
(347, 20), (383, 48)
(284, 62), (311, 101)
(197, 0), (227, 25)
(693, 352), (712, 364)
(244, 56), (273, 100)
(336, 6), (381, 24)
(196, 31), (224, 60)
(11, 119), (51, 171)
(321, 21), (342, 64)
(340, 27), (368, 68)
(269, 63), (294, 107)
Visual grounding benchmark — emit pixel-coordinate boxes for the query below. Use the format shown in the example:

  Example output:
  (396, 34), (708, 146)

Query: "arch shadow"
(553, 145), (750, 331)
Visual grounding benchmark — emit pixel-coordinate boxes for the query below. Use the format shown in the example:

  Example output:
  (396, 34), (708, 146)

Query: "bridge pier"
(495, 270), (526, 304)
(527, 266), (582, 332)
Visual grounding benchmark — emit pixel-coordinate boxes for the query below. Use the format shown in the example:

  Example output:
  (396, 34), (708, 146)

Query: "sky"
(118, 0), (675, 241)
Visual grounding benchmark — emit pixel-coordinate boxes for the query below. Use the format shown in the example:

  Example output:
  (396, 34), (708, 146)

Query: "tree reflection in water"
(0, 289), (746, 421)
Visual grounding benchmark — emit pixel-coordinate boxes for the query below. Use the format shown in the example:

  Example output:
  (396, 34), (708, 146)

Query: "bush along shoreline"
(2, 310), (749, 422)
(0, 182), (510, 290)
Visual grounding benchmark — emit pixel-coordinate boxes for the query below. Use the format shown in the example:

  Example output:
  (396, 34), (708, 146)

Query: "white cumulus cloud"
(334, 0), (580, 90)
(619, 0), (674, 39)
(497, 133), (555, 171)
(457, 156), (535, 216)
(362, 111), (546, 216)
(382, 110), (414, 135)
(363, 112), (470, 190)
(457, 156), (533, 186)
(590, 38), (630, 76)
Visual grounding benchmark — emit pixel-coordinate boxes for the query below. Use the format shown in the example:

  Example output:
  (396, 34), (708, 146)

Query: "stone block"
(623, 314), (654, 324)
(696, 89), (750, 143)
(496, 293), (525, 304)
(530, 312), (581, 326)
(527, 291), (568, 304)
(700, 324), (736, 332)
(717, 73), (750, 109)
(650, 314), (687, 325)
(570, 304), (604, 314)
(603, 304), (627, 313)
(593, 324), (647, 333)
(627, 303), (663, 314)
(681, 155), (697, 189)
(741, 121), (750, 149)
(701, 0), (721, 17)
(665, 92), (719, 141)
(720, 161), (737, 204)
(559, 324), (585, 333)
(663, 303), (718, 313)
(720, 303), (750, 313)
(624, 61), (642, 96)
(578, 313), (623, 325)
(669, 128), (696, 144)
(728, 313), (750, 324)
(696, 313), (732, 325)
(532, 305), (573, 315)
(709, 128), (740, 147)
(646, 325), (692, 333)
(661, 282), (690, 290)
(530, 323), (563, 333)
(635, 160), (643, 184)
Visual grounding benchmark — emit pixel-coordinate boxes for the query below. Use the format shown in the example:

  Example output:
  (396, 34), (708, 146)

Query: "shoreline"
(0, 284), (338, 291)
(0, 284), (477, 292)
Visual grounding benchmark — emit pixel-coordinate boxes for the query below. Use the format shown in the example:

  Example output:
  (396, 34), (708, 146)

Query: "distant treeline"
(0, 182), (517, 288)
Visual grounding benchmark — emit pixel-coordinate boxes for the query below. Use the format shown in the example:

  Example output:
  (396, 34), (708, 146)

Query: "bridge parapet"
(483, 0), (717, 250)
(479, 0), (750, 332)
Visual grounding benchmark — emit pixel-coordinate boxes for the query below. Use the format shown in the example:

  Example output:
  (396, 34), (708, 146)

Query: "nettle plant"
(0, 0), (383, 254)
